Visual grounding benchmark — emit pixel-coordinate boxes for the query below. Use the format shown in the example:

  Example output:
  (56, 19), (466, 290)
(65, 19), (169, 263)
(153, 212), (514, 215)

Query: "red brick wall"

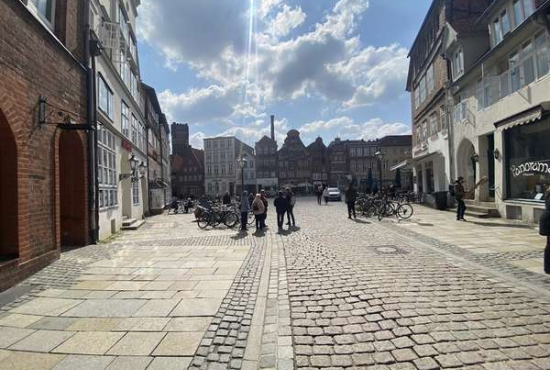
(0, 0), (88, 292)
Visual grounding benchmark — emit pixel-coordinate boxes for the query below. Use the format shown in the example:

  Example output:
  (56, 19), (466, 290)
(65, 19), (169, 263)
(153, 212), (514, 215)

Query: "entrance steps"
(451, 200), (501, 219)
(121, 217), (145, 230)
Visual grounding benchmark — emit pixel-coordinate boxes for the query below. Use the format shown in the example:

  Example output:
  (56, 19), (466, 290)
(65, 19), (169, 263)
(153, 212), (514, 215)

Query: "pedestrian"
(252, 194), (265, 231)
(248, 192), (255, 207)
(316, 186), (322, 205)
(285, 187), (296, 227)
(454, 177), (467, 221)
(274, 191), (288, 230)
(345, 184), (357, 219)
(240, 191), (250, 231)
(539, 189), (550, 274)
(260, 190), (268, 229)
(222, 191), (231, 205)
(184, 198), (193, 214)
(323, 187), (329, 205)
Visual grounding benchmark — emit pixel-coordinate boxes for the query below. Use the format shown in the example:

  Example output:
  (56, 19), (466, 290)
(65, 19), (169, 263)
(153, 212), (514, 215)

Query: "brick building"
(307, 137), (329, 190)
(171, 123), (205, 198)
(278, 130), (312, 193)
(255, 115), (279, 192)
(0, 0), (89, 291)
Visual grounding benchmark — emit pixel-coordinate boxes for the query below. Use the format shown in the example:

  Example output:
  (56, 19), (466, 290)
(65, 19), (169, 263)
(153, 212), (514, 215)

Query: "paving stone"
(51, 355), (114, 370)
(147, 357), (192, 370)
(414, 357), (441, 370)
(61, 300), (146, 318)
(0, 351), (66, 370)
(52, 332), (125, 355)
(153, 332), (204, 356)
(9, 330), (74, 352)
(106, 332), (166, 356)
(0, 327), (35, 348)
(104, 356), (152, 370)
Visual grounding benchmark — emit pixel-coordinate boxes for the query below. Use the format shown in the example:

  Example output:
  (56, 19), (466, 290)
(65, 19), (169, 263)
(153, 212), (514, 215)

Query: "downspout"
(84, 0), (98, 244)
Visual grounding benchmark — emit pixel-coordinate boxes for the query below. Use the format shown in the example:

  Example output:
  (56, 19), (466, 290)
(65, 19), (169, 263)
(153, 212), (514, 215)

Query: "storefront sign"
(121, 139), (132, 152)
(510, 161), (550, 177)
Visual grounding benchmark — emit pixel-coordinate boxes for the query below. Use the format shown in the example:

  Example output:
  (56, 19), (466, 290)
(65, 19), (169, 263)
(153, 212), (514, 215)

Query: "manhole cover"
(374, 245), (410, 255)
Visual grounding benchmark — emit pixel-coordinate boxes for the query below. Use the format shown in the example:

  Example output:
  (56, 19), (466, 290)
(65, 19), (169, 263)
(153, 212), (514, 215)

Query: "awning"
(390, 159), (413, 172)
(494, 105), (544, 132)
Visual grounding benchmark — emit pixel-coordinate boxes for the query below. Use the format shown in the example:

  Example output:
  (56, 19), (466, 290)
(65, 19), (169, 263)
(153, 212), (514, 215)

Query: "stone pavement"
(0, 198), (548, 369)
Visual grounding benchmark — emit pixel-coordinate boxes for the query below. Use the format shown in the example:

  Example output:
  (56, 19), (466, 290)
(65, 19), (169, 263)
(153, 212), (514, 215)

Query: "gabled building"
(327, 138), (349, 188)
(308, 137), (330, 190)
(255, 115), (278, 192)
(278, 130), (311, 193)
(171, 123), (204, 198)
(407, 0), (492, 204)
(446, 0), (550, 222)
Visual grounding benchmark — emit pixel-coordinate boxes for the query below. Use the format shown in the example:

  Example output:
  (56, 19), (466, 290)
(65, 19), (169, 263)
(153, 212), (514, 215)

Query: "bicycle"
(197, 205), (239, 229)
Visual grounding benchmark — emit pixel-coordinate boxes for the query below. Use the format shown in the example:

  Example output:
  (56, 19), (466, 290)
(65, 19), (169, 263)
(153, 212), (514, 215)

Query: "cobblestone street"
(0, 198), (549, 370)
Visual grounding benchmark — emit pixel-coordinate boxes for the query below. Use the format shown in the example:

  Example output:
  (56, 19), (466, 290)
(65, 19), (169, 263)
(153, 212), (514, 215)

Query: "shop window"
(506, 120), (550, 201)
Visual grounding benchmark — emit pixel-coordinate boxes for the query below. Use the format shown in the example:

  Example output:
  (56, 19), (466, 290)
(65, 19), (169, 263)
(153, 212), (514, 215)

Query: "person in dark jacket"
(260, 190), (268, 229)
(540, 190), (550, 274)
(274, 191), (288, 230)
(345, 184), (358, 219)
(222, 192), (231, 205)
(316, 187), (323, 205)
(454, 177), (467, 221)
(285, 187), (296, 227)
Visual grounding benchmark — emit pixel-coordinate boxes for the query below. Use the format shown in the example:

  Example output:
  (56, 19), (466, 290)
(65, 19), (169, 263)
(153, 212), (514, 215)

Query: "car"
(327, 187), (342, 202)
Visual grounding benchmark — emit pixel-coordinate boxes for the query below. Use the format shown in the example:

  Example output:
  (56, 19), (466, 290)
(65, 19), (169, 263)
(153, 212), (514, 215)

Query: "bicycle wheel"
(223, 212), (239, 228)
(211, 213), (222, 227)
(397, 204), (414, 220)
(198, 214), (210, 229)
(377, 204), (386, 221)
(247, 212), (255, 225)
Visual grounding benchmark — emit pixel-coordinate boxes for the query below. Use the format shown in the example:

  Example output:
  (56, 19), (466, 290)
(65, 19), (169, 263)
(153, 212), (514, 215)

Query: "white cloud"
(299, 116), (411, 142)
(265, 5), (306, 38)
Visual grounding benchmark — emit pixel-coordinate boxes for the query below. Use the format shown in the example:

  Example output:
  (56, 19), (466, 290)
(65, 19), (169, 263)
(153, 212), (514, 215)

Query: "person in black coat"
(345, 184), (358, 219)
(274, 191), (288, 230)
(540, 190), (550, 274)
(260, 190), (268, 229)
(222, 192), (231, 205)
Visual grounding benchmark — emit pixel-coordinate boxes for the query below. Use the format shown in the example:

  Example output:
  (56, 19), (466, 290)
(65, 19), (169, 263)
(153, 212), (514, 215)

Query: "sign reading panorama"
(510, 161), (550, 177)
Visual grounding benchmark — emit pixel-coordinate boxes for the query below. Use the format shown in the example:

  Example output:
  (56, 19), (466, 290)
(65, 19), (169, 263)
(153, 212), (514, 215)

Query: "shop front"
(502, 115), (549, 222)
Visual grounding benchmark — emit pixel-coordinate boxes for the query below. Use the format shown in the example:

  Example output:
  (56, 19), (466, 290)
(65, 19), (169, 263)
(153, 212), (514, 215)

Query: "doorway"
(487, 134), (495, 200)
(59, 131), (87, 247)
(457, 139), (477, 198)
(0, 110), (19, 261)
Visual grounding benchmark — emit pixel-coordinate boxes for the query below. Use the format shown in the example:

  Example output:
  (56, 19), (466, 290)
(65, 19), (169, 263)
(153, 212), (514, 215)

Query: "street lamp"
(375, 149), (384, 191)
(237, 156), (248, 194)
(120, 154), (147, 182)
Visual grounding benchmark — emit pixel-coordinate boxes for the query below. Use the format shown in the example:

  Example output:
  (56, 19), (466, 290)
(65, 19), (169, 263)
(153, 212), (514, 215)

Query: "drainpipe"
(84, 0), (98, 244)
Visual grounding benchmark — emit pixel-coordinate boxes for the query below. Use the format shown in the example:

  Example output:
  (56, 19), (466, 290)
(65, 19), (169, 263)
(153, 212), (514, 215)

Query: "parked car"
(327, 187), (342, 202)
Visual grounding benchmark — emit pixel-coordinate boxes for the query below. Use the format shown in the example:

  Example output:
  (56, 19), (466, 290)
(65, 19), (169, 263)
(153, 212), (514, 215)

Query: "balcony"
(453, 101), (476, 126)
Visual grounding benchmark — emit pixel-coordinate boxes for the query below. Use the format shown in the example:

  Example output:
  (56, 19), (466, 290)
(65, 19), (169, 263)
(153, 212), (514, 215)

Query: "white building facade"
(448, 0), (550, 222)
(91, 0), (148, 238)
(204, 137), (256, 196)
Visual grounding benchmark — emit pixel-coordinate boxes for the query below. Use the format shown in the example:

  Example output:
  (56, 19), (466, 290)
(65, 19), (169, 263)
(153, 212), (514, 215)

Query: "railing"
(453, 101), (475, 125)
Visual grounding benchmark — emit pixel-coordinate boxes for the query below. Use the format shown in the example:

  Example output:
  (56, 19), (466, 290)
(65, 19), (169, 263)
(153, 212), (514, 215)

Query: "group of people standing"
(238, 188), (296, 232)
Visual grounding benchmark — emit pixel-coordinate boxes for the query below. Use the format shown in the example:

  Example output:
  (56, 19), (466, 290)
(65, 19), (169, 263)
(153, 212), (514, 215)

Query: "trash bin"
(434, 191), (448, 210)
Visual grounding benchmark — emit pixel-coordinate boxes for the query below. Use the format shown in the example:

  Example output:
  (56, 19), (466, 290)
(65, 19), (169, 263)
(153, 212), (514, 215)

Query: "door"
(487, 134), (495, 200)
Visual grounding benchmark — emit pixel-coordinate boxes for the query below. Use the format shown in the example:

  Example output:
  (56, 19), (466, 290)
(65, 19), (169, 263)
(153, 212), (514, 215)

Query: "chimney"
(270, 115), (275, 141)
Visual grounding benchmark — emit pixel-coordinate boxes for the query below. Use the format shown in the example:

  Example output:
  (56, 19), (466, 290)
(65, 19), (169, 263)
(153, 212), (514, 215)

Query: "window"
(132, 180), (140, 205)
(506, 121), (550, 201)
(427, 64), (435, 93)
(535, 31), (550, 77)
(414, 87), (420, 110)
(429, 113), (438, 136)
(28, 0), (55, 28)
(130, 72), (138, 100)
(493, 17), (503, 45)
(98, 126), (118, 209)
(121, 101), (129, 137)
(98, 75), (114, 119)
(453, 48), (464, 78)
(514, 0), (524, 27)
(440, 106), (447, 130)
(501, 10), (511, 36)
(523, 0), (535, 19)
(131, 114), (138, 144)
(419, 76), (426, 103)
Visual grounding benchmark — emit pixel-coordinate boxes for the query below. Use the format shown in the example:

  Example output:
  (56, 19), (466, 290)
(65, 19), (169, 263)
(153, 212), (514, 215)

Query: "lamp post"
(120, 154), (147, 182)
(375, 149), (384, 191)
(237, 156), (247, 194)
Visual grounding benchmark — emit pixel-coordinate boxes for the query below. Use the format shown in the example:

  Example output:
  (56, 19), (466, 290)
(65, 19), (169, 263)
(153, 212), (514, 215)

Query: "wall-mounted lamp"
(120, 154), (147, 182)
(471, 154), (480, 162)
(493, 149), (500, 160)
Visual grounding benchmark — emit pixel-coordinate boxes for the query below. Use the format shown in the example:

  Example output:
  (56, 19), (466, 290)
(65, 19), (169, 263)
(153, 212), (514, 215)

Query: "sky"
(136, 0), (432, 149)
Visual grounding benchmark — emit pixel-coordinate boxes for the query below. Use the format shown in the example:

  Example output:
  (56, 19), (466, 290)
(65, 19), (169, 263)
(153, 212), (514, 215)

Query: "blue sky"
(137, 0), (432, 148)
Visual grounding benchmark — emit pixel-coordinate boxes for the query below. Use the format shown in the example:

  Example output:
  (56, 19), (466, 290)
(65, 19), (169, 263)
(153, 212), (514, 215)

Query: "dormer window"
(28, 0), (56, 29)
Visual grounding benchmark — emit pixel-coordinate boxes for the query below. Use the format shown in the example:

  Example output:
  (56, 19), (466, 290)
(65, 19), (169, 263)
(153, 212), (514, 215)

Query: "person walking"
(454, 177), (467, 221)
(248, 192), (255, 208)
(260, 190), (268, 229)
(285, 187), (296, 227)
(240, 191), (250, 231)
(316, 186), (323, 205)
(540, 190), (550, 274)
(274, 191), (288, 230)
(323, 187), (329, 205)
(345, 184), (358, 219)
(252, 194), (265, 231)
